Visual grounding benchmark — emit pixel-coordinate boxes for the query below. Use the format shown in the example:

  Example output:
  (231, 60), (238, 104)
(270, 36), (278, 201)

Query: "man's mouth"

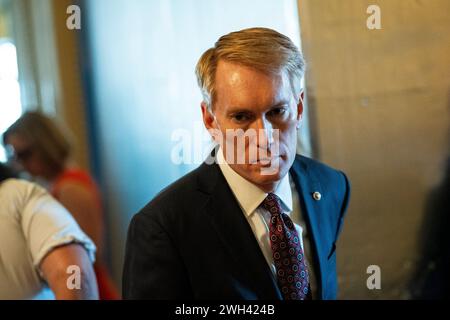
(249, 155), (281, 165)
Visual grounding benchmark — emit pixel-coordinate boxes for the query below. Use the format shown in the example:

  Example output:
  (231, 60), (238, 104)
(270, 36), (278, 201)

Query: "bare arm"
(56, 182), (104, 258)
(40, 243), (99, 300)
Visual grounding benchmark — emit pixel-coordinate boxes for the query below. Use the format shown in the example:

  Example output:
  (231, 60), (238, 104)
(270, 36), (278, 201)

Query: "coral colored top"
(51, 168), (120, 300)
(51, 169), (102, 210)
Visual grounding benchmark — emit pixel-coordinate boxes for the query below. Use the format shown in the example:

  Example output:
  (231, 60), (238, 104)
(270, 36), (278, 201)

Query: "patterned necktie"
(262, 193), (311, 300)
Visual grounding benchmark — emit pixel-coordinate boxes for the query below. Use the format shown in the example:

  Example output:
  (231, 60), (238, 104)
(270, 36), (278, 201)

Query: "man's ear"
(201, 102), (215, 130)
(296, 91), (304, 122)
(201, 102), (223, 145)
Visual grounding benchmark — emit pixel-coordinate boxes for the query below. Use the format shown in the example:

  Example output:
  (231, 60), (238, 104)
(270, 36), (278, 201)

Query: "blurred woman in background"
(3, 111), (119, 299)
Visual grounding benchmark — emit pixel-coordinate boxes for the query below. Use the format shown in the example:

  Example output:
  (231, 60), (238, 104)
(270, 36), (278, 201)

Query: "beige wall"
(51, 0), (90, 170)
(298, 0), (450, 298)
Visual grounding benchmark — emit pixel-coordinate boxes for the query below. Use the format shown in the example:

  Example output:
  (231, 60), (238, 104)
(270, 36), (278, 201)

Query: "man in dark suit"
(123, 27), (350, 300)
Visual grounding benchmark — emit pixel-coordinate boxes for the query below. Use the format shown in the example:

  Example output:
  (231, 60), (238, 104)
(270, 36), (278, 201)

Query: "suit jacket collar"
(289, 155), (328, 299)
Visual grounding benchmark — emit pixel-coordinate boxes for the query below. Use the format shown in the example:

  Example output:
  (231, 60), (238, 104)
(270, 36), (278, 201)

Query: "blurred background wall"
(298, 0), (450, 298)
(1, 0), (449, 299)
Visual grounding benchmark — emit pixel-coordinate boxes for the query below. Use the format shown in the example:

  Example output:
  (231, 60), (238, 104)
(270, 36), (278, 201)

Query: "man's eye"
(268, 107), (286, 117)
(232, 113), (251, 122)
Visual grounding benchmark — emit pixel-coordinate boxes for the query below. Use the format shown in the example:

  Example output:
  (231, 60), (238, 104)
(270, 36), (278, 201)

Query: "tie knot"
(262, 193), (283, 216)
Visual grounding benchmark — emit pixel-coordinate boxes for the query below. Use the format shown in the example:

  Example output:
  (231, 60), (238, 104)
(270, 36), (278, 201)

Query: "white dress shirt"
(217, 148), (318, 299)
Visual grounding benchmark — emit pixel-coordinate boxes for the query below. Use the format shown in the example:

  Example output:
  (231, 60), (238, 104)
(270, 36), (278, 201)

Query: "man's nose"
(253, 118), (274, 149)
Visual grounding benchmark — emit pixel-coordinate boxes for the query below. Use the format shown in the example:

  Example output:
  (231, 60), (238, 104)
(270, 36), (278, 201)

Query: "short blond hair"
(195, 27), (306, 109)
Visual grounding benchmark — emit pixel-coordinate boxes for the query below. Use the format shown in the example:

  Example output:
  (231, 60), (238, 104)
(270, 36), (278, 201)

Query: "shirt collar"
(217, 147), (293, 217)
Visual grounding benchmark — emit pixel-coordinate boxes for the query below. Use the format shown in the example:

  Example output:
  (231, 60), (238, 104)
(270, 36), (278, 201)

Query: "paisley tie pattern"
(262, 193), (310, 300)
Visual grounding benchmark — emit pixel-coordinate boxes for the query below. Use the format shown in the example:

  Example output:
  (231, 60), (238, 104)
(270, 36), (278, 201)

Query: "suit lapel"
(290, 156), (328, 300)
(197, 159), (282, 299)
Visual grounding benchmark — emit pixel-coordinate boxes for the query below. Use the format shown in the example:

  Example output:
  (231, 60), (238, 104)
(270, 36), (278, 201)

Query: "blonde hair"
(3, 111), (72, 172)
(195, 27), (306, 109)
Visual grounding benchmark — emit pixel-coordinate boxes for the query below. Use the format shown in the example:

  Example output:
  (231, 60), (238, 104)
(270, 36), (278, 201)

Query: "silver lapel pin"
(312, 191), (321, 201)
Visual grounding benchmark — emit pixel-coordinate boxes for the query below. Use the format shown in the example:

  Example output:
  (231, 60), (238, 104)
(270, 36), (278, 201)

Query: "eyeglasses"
(13, 147), (34, 162)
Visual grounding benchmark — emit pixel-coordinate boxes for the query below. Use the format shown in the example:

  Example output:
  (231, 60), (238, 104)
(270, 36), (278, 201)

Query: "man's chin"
(248, 164), (286, 185)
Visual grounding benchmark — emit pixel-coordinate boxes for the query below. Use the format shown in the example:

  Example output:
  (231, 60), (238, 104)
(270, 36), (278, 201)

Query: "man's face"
(202, 60), (303, 192)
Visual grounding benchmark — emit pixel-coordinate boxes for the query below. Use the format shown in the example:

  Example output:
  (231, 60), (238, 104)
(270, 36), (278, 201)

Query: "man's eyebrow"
(226, 107), (255, 114)
(270, 100), (290, 108)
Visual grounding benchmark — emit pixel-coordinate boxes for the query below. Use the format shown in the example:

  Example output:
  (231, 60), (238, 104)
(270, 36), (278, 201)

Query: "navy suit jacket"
(123, 152), (351, 299)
